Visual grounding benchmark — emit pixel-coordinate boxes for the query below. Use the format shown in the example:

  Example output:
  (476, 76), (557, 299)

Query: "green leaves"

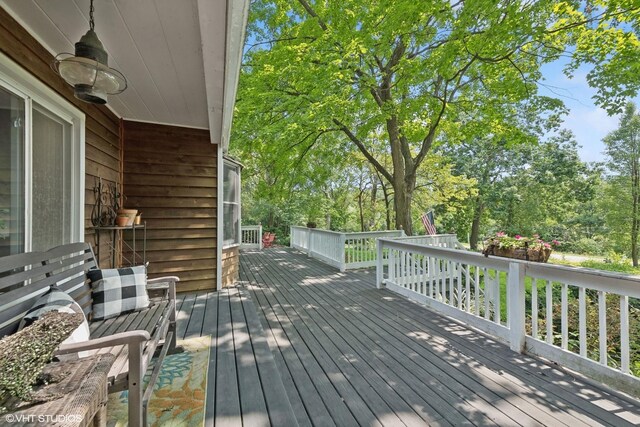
(233, 0), (640, 233)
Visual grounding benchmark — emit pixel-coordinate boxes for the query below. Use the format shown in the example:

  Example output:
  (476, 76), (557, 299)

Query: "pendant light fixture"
(52, 0), (127, 104)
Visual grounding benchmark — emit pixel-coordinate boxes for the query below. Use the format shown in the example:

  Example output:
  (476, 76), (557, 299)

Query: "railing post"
(399, 225), (406, 237)
(339, 233), (346, 272)
(289, 226), (293, 248)
(376, 239), (384, 288)
(259, 223), (263, 250)
(508, 261), (526, 353)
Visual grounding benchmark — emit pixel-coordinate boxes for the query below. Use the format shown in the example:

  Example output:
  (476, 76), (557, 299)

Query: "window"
(223, 160), (241, 247)
(0, 53), (84, 255)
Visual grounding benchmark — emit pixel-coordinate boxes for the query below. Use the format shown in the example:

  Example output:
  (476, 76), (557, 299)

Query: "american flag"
(421, 211), (437, 235)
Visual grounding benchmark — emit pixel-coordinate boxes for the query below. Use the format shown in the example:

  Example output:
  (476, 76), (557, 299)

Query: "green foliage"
(581, 259), (640, 275)
(600, 102), (640, 265)
(236, 0), (640, 233)
(233, 0), (640, 257)
(560, 237), (611, 255)
(0, 312), (83, 410)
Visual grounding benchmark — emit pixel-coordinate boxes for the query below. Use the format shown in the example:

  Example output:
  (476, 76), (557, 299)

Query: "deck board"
(180, 287), (298, 427)
(239, 247), (640, 427)
(184, 292), (207, 339)
(215, 289), (243, 427)
(203, 291), (218, 427)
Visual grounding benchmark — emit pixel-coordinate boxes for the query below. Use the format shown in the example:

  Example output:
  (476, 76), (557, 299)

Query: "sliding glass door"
(0, 86), (25, 256)
(0, 67), (82, 255)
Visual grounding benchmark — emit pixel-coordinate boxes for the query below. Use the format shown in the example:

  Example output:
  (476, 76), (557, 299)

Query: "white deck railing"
(241, 225), (263, 250)
(290, 226), (409, 271)
(375, 238), (640, 396)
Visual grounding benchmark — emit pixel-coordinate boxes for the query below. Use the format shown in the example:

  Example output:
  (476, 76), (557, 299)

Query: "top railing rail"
(290, 226), (462, 271)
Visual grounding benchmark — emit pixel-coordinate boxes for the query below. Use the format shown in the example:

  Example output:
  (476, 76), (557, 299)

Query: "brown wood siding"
(222, 246), (239, 287)
(122, 120), (217, 292)
(0, 7), (121, 267)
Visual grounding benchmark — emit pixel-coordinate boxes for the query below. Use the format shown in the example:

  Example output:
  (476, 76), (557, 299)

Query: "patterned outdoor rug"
(107, 336), (211, 426)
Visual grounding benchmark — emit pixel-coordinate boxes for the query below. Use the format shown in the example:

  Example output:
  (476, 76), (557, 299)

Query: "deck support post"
(376, 239), (384, 288)
(307, 229), (313, 257)
(508, 261), (526, 353)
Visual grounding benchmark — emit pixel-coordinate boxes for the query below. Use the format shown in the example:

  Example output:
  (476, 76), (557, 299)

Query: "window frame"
(0, 51), (85, 252)
(222, 158), (242, 248)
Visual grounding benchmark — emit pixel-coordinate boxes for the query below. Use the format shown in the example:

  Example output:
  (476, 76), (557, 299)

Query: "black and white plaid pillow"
(88, 266), (150, 321)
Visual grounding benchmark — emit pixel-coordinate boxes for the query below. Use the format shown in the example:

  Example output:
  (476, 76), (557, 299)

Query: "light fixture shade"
(52, 28), (127, 104)
(54, 55), (126, 103)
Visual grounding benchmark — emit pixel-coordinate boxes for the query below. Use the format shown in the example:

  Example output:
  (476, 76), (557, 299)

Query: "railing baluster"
(464, 264), (470, 312)
(599, 291), (607, 366)
(447, 261), (456, 307)
(414, 254), (420, 294)
(442, 260), (448, 303)
(436, 259), (442, 301)
(531, 277), (538, 339)
(561, 283), (568, 350)
(389, 249), (396, 283)
(428, 257), (434, 298)
(457, 262), (462, 309)
(621, 295), (630, 374)
(546, 280), (553, 345)
(475, 267), (480, 316)
(494, 271), (501, 324)
(422, 255), (427, 295)
(484, 268), (490, 320)
(579, 287), (586, 357)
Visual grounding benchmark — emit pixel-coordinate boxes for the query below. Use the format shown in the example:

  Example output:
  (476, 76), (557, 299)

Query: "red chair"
(262, 232), (276, 248)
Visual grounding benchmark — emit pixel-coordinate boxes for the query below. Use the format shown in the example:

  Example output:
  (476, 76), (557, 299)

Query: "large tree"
(603, 103), (640, 266)
(234, 0), (640, 234)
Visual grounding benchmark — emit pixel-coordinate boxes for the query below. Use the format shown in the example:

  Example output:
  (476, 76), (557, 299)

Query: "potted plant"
(116, 208), (137, 226)
(306, 221), (317, 228)
(482, 232), (559, 263)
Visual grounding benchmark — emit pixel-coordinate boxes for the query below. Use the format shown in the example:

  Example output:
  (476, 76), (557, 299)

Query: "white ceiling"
(1, 0), (248, 146)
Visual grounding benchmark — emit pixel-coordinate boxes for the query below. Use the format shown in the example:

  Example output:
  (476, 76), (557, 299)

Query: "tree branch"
(333, 118), (394, 182)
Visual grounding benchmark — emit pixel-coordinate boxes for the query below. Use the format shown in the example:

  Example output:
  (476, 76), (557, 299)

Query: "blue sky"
(538, 59), (637, 163)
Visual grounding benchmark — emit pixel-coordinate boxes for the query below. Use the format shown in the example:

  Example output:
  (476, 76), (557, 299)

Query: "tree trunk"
(469, 199), (484, 250)
(393, 179), (414, 235)
(378, 175), (392, 230)
(369, 178), (377, 230)
(358, 190), (365, 232)
(631, 158), (639, 267)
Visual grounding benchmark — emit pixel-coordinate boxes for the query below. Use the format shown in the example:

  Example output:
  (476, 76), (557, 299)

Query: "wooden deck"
(176, 247), (640, 426)
(174, 286), (298, 426)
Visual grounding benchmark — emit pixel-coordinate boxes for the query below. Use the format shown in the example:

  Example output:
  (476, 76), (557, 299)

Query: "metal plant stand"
(93, 223), (147, 268)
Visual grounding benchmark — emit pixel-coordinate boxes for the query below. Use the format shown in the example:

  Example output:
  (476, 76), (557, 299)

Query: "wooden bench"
(0, 242), (178, 427)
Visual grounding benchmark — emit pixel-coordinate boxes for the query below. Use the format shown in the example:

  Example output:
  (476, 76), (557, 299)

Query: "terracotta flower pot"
(116, 216), (129, 227)
(117, 208), (137, 226)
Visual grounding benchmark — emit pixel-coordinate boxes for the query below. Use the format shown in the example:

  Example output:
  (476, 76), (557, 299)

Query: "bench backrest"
(0, 242), (98, 338)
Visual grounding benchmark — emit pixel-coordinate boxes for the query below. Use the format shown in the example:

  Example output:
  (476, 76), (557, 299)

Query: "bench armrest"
(147, 276), (178, 300)
(147, 276), (180, 286)
(55, 330), (151, 355)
